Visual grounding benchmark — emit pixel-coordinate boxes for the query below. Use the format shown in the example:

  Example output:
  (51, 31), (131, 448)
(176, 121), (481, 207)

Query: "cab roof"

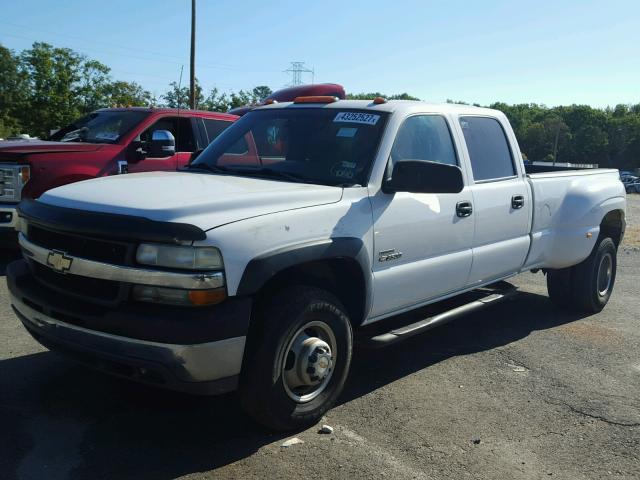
(95, 107), (238, 119)
(254, 99), (502, 117)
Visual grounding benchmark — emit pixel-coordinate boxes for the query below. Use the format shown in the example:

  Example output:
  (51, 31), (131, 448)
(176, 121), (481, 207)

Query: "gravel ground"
(1, 197), (639, 480)
(623, 193), (640, 247)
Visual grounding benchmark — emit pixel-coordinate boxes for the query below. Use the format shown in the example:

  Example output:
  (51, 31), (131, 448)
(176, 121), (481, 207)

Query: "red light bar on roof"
(293, 96), (338, 104)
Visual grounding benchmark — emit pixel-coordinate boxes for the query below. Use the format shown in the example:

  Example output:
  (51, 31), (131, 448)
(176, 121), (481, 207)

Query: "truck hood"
(0, 141), (104, 161)
(39, 171), (344, 230)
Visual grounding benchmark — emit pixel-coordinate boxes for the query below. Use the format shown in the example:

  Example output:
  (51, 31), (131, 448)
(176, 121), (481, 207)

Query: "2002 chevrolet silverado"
(8, 97), (626, 430)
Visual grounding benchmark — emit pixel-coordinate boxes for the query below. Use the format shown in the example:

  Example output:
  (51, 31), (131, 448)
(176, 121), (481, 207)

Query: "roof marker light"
(373, 97), (387, 104)
(293, 96), (338, 104)
(263, 99), (278, 105)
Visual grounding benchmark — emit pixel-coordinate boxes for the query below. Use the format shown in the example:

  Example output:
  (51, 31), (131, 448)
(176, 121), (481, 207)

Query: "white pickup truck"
(9, 98), (626, 430)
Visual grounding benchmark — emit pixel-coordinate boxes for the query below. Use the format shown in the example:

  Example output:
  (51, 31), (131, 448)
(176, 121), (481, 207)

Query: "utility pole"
(189, 0), (196, 109)
(284, 62), (314, 86)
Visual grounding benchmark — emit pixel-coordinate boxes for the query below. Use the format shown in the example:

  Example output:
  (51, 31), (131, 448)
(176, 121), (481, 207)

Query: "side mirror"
(149, 130), (176, 158)
(383, 160), (464, 194)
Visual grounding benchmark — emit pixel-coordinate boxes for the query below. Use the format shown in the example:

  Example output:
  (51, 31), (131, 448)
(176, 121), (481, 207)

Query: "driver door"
(126, 116), (196, 173)
(369, 114), (474, 319)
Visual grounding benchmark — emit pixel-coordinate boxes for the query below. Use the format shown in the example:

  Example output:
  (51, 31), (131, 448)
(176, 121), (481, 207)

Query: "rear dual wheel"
(547, 236), (617, 313)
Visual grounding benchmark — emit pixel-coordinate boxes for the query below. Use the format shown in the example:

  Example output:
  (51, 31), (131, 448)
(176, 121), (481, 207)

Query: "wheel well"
(252, 258), (367, 326)
(600, 209), (624, 246)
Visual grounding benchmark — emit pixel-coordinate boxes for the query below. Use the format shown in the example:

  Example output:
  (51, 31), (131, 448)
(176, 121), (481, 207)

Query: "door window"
(203, 118), (233, 143)
(140, 117), (196, 153)
(459, 116), (515, 181)
(391, 115), (458, 166)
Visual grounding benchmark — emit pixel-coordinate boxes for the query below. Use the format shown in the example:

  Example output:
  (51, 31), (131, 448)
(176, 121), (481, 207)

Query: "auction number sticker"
(334, 112), (380, 125)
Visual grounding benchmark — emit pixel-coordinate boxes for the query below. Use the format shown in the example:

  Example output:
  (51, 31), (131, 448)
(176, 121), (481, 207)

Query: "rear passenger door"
(457, 116), (531, 285)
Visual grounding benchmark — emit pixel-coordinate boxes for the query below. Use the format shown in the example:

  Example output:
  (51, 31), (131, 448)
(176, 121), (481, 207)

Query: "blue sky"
(1, 0), (638, 107)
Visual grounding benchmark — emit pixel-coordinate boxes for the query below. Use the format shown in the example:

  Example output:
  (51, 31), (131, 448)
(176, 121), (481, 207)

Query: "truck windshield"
(49, 110), (149, 144)
(190, 108), (389, 186)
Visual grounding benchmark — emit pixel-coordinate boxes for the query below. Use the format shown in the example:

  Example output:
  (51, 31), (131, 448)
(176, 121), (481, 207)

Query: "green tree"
(0, 44), (27, 137)
(346, 92), (420, 100)
(19, 42), (85, 137)
(162, 80), (203, 109)
(105, 80), (153, 107)
(251, 85), (272, 102)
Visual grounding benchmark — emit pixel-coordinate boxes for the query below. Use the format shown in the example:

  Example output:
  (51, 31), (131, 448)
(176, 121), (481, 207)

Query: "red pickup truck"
(0, 108), (238, 238)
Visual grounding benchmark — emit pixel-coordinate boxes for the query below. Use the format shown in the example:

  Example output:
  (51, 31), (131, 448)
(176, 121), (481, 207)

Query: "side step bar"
(361, 282), (518, 348)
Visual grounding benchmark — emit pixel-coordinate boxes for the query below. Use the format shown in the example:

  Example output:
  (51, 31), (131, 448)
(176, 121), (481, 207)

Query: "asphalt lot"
(1, 196), (639, 480)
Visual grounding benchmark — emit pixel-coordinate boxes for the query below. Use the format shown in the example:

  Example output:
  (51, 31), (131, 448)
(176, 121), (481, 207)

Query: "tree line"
(1, 42), (638, 170)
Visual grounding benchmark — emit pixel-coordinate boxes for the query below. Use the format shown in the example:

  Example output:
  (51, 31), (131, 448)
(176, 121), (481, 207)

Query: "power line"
(284, 62), (314, 86)
(0, 21), (282, 73)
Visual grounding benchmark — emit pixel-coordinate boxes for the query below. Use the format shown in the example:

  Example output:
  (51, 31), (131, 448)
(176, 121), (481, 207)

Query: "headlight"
(136, 244), (223, 270)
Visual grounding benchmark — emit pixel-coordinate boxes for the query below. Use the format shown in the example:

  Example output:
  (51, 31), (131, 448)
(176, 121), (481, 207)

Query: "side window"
(390, 115), (458, 166)
(203, 118), (247, 154)
(459, 116), (515, 181)
(203, 118), (232, 143)
(140, 117), (196, 153)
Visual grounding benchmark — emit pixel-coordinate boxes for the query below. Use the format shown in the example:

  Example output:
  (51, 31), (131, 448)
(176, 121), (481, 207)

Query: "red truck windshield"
(49, 110), (149, 144)
(190, 108), (389, 186)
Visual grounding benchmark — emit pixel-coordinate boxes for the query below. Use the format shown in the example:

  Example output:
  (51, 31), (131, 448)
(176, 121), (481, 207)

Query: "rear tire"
(547, 236), (617, 313)
(570, 237), (617, 313)
(546, 267), (573, 308)
(239, 286), (353, 431)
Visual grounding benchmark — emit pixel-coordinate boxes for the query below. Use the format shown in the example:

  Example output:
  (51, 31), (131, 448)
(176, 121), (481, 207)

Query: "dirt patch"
(557, 321), (622, 345)
(623, 194), (640, 247)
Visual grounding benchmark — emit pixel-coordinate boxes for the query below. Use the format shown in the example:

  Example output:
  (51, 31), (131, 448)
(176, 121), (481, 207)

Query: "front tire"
(239, 286), (353, 431)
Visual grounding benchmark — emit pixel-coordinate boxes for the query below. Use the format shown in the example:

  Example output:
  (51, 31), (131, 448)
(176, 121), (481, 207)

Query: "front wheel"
(239, 286), (353, 431)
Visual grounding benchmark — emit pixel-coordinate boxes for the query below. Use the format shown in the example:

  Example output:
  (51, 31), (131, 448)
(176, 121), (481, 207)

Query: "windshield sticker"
(336, 127), (358, 138)
(95, 132), (119, 141)
(334, 112), (380, 125)
(332, 161), (357, 179)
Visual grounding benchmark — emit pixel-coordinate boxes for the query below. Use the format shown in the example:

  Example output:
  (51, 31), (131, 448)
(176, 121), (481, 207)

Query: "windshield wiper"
(222, 166), (316, 184)
(185, 163), (234, 174)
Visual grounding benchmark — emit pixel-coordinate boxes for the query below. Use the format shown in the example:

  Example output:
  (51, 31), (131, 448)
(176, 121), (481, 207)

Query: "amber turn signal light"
(188, 288), (227, 306)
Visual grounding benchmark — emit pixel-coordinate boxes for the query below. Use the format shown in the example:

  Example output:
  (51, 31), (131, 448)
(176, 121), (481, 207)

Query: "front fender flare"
(236, 237), (372, 322)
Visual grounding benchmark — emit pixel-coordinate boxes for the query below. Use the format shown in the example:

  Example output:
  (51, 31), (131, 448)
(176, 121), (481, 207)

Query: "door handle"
(456, 200), (473, 217)
(511, 195), (525, 209)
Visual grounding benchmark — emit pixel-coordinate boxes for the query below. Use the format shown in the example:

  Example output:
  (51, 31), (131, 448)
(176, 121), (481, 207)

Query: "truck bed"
(523, 168), (624, 271)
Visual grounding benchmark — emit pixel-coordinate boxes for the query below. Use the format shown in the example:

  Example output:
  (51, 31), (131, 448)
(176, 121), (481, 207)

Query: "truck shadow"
(0, 290), (588, 480)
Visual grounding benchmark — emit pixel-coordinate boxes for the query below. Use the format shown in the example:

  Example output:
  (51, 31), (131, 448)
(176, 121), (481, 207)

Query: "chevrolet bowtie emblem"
(47, 250), (73, 274)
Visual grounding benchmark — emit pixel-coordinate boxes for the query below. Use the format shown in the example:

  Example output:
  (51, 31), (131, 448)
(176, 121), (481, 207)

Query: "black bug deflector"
(18, 199), (206, 243)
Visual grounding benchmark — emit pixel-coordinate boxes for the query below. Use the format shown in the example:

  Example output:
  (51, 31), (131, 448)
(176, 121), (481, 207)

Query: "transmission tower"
(284, 61), (314, 86)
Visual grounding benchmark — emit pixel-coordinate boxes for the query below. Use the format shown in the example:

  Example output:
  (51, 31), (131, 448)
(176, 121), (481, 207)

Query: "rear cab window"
(459, 116), (516, 182)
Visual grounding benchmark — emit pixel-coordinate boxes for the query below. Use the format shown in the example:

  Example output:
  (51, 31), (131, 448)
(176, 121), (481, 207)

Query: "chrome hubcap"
(597, 252), (613, 297)
(282, 321), (336, 403)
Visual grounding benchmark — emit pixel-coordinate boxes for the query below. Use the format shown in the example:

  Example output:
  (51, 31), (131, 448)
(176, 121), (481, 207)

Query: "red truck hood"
(0, 141), (104, 161)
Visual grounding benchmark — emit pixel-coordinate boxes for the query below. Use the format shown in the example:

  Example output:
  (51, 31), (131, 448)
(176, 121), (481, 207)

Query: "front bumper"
(8, 259), (250, 395)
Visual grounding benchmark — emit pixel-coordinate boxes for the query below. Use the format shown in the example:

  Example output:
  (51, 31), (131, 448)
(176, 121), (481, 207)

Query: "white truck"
(9, 98), (626, 430)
